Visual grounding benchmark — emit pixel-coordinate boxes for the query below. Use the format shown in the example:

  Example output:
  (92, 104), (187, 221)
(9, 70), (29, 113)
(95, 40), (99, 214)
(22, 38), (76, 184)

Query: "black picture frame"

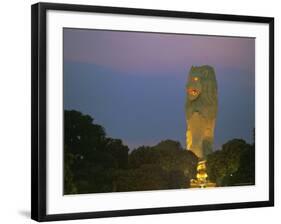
(31, 2), (274, 222)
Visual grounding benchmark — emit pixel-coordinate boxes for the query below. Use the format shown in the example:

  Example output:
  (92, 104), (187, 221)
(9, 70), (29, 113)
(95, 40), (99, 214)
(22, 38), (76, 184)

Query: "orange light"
(187, 88), (198, 96)
(192, 77), (199, 82)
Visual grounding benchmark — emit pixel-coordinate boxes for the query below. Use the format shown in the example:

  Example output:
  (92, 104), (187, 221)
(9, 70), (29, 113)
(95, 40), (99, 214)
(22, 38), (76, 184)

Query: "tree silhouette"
(117, 140), (198, 191)
(206, 139), (255, 186)
(64, 110), (199, 194)
(64, 109), (254, 194)
(64, 110), (129, 194)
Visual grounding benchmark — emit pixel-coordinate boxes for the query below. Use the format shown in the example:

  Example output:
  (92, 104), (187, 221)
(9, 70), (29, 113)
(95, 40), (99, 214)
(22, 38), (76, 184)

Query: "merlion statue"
(185, 65), (218, 160)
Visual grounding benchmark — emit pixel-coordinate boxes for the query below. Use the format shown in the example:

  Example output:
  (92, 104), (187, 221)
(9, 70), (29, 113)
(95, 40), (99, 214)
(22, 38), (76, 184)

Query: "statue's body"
(185, 65), (218, 159)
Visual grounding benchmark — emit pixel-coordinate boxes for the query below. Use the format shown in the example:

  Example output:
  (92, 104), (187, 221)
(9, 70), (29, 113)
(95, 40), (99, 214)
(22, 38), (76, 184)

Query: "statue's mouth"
(187, 88), (199, 96)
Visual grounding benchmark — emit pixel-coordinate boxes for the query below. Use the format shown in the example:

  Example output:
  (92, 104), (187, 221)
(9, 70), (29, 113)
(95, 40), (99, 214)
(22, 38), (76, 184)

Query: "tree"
(206, 139), (255, 186)
(113, 164), (169, 192)
(126, 140), (198, 190)
(64, 145), (77, 194)
(64, 110), (198, 194)
(64, 110), (129, 194)
(222, 144), (255, 186)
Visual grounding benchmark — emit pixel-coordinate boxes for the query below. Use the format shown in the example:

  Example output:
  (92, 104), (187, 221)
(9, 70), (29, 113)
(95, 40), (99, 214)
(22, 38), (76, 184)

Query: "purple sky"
(64, 29), (254, 74)
(64, 28), (255, 150)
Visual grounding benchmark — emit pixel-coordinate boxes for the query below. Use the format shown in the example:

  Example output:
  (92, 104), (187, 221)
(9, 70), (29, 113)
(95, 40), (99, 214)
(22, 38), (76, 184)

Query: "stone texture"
(185, 65), (218, 159)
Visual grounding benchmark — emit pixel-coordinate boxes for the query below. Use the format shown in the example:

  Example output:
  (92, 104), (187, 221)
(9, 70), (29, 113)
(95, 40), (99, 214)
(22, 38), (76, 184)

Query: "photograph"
(63, 28), (255, 194)
(31, 3), (274, 221)
(0, 0), (277, 223)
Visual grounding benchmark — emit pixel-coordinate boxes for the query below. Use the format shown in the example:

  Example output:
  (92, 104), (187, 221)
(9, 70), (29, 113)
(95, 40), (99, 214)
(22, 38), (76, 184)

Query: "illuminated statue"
(185, 65), (218, 160)
(190, 160), (216, 188)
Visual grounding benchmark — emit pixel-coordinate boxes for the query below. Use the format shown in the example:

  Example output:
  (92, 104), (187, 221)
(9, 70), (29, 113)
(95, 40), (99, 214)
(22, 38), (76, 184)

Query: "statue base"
(190, 160), (216, 188)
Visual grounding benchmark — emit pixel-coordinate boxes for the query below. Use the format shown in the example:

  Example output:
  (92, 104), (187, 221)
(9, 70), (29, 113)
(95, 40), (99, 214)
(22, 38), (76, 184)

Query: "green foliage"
(221, 146), (255, 186)
(64, 110), (129, 194)
(113, 164), (169, 192)
(64, 109), (254, 193)
(64, 110), (198, 194)
(121, 140), (198, 191)
(64, 146), (77, 194)
(206, 139), (255, 186)
(130, 140), (198, 178)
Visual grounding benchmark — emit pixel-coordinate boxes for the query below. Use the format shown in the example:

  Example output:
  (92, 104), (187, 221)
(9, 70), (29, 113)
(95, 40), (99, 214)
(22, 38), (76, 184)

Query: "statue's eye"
(192, 77), (199, 82)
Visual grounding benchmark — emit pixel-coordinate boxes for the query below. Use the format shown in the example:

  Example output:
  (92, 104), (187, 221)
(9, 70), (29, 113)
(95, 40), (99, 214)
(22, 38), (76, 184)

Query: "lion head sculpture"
(185, 65), (218, 159)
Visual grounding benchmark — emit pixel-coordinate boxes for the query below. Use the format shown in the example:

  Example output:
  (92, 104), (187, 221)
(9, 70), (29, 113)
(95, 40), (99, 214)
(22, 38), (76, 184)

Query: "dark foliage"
(115, 140), (198, 192)
(64, 110), (129, 194)
(64, 110), (255, 194)
(64, 110), (197, 194)
(206, 139), (255, 186)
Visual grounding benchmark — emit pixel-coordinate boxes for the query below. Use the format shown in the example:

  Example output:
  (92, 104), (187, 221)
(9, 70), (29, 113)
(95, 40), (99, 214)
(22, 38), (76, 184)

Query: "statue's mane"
(186, 65), (218, 119)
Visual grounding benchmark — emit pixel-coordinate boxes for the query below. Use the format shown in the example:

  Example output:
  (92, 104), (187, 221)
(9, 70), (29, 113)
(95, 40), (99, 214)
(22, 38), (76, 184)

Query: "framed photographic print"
(31, 2), (274, 222)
